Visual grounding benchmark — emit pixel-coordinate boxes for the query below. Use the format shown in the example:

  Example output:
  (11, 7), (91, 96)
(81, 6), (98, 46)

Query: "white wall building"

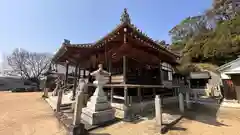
(218, 57), (240, 80)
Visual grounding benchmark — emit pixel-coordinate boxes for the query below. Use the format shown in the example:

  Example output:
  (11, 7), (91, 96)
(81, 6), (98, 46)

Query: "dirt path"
(1, 92), (240, 135)
(90, 104), (240, 135)
(0, 92), (67, 135)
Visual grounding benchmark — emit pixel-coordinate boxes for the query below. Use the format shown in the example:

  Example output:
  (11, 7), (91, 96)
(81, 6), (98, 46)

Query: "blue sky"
(0, 0), (212, 56)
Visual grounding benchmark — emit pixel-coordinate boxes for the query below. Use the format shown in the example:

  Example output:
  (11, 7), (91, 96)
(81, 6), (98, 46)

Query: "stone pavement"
(45, 92), (74, 110)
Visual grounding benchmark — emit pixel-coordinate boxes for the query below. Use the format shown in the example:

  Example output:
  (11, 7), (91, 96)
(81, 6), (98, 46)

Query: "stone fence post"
(56, 89), (63, 112)
(70, 90), (86, 135)
(155, 95), (162, 126)
(178, 92), (184, 113)
(43, 88), (49, 98)
(185, 92), (191, 109)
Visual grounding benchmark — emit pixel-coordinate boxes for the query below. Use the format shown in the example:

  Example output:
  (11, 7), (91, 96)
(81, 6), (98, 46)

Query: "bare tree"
(7, 48), (52, 85)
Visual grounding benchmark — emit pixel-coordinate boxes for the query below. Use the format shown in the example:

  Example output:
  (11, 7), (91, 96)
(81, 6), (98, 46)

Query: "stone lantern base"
(81, 91), (115, 125)
(81, 107), (115, 125)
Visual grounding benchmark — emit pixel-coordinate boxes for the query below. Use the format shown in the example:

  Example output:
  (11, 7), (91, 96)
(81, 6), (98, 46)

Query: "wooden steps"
(60, 103), (72, 111)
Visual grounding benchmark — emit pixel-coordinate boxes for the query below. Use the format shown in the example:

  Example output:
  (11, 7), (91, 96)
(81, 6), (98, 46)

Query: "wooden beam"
(128, 34), (176, 62)
(123, 56), (127, 84)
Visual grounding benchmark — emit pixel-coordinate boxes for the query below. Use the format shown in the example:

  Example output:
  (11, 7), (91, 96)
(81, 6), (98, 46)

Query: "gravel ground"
(1, 92), (240, 135)
(0, 92), (67, 135)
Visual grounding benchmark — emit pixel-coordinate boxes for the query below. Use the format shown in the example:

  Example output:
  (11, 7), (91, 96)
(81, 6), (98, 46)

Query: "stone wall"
(0, 77), (27, 90)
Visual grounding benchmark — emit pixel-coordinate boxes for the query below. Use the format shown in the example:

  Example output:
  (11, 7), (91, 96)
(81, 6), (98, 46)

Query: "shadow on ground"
(183, 103), (228, 127)
(129, 100), (229, 134)
(88, 117), (122, 132)
(89, 133), (111, 135)
(168, 126), (187, 131)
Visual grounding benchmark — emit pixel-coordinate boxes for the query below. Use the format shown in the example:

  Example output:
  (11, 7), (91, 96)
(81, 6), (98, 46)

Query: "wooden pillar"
(71, 64), (79, 100)
(65, 60), (69, 87)
(108, 54), (112, 83)
(137, 87), (142, 102)
(153, 88), (156, 97)
(124, 87), (128, 105)
(159, 61), (163, 85)
(123, 55), (127, 84)
(123, 86), (131, 121)
(83, 70), (86, 78)
(104, 41), (108, 70)
(110, 87), (114, 103)
(78, 67), (81, 79)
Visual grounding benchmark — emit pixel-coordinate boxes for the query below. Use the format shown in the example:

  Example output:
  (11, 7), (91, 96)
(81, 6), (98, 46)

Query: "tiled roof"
(66, 43), (93, 48)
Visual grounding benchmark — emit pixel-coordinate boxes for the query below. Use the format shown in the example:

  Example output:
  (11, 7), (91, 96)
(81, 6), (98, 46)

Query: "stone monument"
(81, 64), (115, 125)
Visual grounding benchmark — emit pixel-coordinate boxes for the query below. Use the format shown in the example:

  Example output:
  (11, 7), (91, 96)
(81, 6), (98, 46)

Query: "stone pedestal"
(81, 85), (115, 125)
(81, 65), (115, 125)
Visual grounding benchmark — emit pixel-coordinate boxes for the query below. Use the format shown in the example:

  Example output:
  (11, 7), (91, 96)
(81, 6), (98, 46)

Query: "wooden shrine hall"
(51, 8), (182, 116)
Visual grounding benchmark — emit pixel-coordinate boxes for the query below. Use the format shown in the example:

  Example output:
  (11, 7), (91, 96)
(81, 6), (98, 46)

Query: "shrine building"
(49, 8), (184, 116)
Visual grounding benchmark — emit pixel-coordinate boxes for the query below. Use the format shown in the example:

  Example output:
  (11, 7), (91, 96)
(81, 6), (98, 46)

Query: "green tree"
(169, 0), (240, 69)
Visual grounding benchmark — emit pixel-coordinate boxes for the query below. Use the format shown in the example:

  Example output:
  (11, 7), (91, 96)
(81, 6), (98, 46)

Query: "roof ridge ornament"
(120, 8), (131, 24)
(63, 39), (70, 45)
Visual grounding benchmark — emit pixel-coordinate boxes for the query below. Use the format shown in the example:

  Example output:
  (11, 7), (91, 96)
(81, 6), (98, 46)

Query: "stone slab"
(55, 108), (120, 132)
(45, 93), (75, 110)
(162, 113), (182, 125)
(221, 100), (240, 108)
(81, 107), (115, 125)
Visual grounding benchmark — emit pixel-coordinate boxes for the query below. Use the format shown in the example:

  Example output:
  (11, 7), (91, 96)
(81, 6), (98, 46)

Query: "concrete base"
(81, 107), (115, 125)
